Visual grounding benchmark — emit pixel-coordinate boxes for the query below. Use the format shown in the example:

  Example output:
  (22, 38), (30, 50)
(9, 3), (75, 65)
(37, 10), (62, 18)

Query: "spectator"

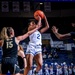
(43, 53), (47, 59)
(48, 53), (52, 59)
(49, 65), (54, 75)
(73, 66), (75, 75)
(64, 65), (68, 75)
(68, 66), (72, 75)
(43, 46), (47, 53)
(44, 64), (50, 75)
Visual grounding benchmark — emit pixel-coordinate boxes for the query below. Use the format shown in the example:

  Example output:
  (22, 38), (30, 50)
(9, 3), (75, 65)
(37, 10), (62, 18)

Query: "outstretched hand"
(52, 26), (58, 34)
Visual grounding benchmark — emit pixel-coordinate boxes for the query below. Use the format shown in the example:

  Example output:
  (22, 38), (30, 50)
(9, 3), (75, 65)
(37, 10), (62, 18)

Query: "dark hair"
(28, 19), (37, 26)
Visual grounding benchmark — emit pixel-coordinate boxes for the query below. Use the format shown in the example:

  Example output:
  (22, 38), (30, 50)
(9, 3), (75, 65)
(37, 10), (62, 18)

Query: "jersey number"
(6, 41), (13, 48)
(37, 34), (40, 39)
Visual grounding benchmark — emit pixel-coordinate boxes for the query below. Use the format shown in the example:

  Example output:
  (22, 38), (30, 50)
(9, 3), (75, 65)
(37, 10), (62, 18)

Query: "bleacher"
(43, 48), (75, 65)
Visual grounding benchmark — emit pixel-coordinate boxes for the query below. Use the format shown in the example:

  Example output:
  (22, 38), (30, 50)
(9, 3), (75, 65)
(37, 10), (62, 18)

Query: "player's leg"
(34, 53), (43, 74)
(24, 54), (34, 75)
(19, 69), (24, 75)
(1, 58), (9, 75)
(9, 57), (20, 75)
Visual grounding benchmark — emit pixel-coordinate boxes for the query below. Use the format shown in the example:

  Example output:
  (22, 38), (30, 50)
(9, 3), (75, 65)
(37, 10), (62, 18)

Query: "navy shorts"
(0, 57), (20, 74)
(20, 69), (24, 74)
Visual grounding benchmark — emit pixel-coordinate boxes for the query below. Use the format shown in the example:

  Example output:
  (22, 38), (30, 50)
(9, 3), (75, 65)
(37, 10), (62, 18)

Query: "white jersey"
(26, 30), (42, 56)
(29, 30), (42, 46)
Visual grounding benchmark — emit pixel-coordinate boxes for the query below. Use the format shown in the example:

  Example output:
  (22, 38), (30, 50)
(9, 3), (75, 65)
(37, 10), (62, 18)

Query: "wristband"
(23, 57), (26, 59)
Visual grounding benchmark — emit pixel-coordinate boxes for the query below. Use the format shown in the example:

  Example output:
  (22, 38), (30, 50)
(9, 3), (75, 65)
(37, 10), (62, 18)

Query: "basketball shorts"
(26, 44), (42, 56)
(0, 57), (20, 74)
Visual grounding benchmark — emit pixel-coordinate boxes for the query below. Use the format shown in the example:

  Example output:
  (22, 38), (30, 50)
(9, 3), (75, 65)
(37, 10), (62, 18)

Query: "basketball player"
(24, 14), (49, 75)
(0, 25), (41, 75)
(18, 45), (26, 75)
(52, 26), (75, 40)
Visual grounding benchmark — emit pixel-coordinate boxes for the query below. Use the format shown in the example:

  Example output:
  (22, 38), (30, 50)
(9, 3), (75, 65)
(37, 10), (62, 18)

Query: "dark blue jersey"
(70, 32), (75, 44)
(70, 32), (75, 39)
(2, 37), (18, 57)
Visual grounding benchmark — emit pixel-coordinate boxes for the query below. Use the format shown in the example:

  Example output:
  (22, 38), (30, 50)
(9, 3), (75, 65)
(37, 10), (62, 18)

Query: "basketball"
(34, 10), (45, 20)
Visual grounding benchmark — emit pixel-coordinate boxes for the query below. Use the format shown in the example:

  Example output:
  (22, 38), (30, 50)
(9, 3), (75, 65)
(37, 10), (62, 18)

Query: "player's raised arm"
(52, 26), (71, 40)
(16, 17), (42, 42)
(39, 15), (49, 33)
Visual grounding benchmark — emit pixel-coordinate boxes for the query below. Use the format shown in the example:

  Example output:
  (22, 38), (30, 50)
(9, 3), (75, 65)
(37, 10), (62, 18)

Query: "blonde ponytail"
(0, 27), (8, 39)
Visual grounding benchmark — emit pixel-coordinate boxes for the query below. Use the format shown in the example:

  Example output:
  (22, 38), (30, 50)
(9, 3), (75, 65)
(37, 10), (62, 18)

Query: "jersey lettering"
(6, 39), (13, 48)
(37, 34), (40, 39)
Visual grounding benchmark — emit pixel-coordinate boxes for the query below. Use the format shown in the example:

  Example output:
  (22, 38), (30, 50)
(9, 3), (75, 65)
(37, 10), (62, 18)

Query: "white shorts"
(26, 44), (42, 56)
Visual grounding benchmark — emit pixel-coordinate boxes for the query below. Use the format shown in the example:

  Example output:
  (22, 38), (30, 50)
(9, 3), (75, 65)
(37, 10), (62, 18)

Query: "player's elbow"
(46, 24), (49, 29)
(46, 25), (49, 30)
(47, 25), (49, 29)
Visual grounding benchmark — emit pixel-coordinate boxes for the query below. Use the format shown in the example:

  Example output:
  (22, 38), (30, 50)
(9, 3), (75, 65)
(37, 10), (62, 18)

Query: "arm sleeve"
(70, 32), (75, 38)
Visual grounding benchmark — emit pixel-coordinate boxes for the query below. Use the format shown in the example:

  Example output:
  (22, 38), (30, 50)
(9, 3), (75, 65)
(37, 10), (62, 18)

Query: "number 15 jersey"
(2, 37), (18, 57)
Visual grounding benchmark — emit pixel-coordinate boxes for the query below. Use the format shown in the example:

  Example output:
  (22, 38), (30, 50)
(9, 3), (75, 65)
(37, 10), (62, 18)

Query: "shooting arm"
(39, 15), (49, 33)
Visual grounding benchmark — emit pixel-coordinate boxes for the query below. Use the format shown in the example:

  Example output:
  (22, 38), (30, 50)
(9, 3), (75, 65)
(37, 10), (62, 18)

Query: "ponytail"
(0, 27), (8, 39)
